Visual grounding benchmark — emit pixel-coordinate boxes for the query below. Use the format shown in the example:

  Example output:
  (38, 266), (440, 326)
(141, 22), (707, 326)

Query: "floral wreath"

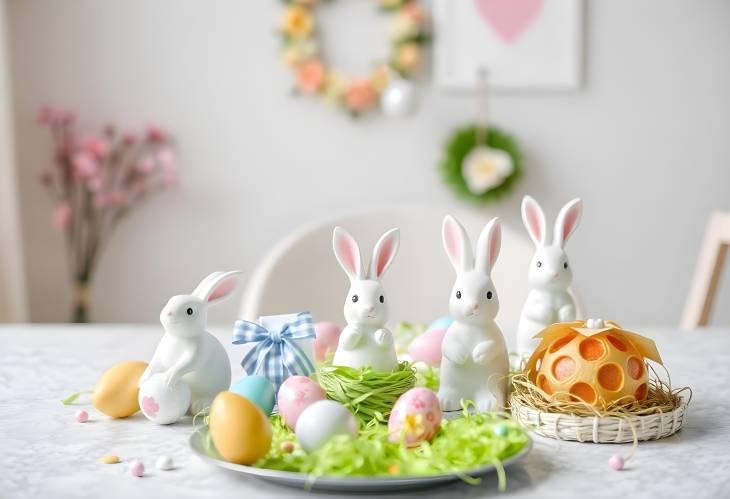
(279, 0), (429, 116)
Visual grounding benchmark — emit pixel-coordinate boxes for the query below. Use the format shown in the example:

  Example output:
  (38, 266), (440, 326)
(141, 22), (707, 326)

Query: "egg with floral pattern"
(277, 376), (326, 430)
(388, 387), (441, 447)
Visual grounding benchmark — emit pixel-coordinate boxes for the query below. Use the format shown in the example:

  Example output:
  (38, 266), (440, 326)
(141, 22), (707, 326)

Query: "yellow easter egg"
(209, 391), (272, 465)
(92, 361), (148, 418)
(526, 320), (663, 408)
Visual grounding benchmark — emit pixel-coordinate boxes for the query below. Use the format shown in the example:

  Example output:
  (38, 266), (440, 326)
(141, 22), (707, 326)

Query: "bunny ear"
(192, 270), (242, 303)
(554, 198), (583, 248)
(369, 228), (400, 280)
(333, 227), (363, 280)
(442, 215), (473, 273)
(521, 195), (546, 246)
(475, 217), (501, 276)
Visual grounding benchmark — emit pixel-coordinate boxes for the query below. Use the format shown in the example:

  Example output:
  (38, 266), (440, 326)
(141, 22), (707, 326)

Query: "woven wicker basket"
(510, 395), (688, 443)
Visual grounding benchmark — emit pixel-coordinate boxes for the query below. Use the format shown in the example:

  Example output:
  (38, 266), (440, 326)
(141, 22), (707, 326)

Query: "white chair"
(239, 205), (565, 351)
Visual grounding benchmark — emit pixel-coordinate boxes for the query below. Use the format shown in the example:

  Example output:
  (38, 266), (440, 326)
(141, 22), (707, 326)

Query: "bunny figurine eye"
(486, 291), (493, 300)
(564, 262), (568, 269)
(186, 307), (194, 315)
(536, 261), (542, 268)
(456, 290), (462, 299)
(379, 295), (384, 303)
(351, 295), (359, 303)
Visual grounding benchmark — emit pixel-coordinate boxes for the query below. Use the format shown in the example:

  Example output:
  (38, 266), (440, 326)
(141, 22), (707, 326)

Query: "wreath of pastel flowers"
(279, 0), (429, 116)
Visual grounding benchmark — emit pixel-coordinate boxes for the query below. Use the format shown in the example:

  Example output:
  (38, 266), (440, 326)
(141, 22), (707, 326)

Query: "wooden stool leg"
(681, 212), (730, 330)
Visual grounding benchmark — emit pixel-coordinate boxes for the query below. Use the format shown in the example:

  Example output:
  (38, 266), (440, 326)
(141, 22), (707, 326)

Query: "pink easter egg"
(75, 410), (89, 423)
(314, 322), (342, 362)
(130, 460), (144, 477)
(277, 376), (326, 430)
(388, 387), (442, 447)
(407, 328), (446, 367)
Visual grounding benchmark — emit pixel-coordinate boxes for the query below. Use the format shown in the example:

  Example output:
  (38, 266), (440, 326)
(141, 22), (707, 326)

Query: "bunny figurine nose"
(166, 311), (172, 317)
(470, 303), (479, 313)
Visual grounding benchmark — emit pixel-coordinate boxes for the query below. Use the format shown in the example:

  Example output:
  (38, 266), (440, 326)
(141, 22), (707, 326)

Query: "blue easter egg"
(428, 316), (454, 331)
(230, 375), (275, 415)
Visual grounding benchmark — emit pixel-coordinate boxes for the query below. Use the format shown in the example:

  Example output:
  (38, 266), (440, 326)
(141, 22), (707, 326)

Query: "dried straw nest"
(509, 366), (691, 443)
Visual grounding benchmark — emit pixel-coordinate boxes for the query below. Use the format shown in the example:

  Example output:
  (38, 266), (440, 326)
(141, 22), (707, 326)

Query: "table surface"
(1, 324), (728, 499)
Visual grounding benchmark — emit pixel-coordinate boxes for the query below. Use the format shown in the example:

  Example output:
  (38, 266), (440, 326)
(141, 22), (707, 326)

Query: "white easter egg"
(295, 400), (358, 453)
(138, 373), (191, 425)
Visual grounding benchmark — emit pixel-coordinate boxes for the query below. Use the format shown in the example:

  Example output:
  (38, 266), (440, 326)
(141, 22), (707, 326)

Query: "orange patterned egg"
(525, 320), (662, 408)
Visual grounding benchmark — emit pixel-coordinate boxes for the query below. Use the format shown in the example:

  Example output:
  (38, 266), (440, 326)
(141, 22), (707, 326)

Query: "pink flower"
(296, 60), (327, 93)
(146, 125), (167, 143)
(122, 132), (137, 146)
(344, 80), (377, 112)
(94, 190), (127, 208)
(86, 175), (103, 192)
(141, 396), (159, 416)
(81, 136), (109, 159)
(52, 202), (71, 229)
(156, 148), (175, 169)
(135, 156), (155, 173)
(71, 151), (98, 179)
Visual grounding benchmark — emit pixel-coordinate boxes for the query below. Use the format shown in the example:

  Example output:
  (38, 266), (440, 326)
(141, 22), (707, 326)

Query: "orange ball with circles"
(525, 320), (663, 408)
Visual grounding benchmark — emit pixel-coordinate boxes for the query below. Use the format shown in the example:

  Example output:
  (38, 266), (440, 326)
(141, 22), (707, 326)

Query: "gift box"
(232, 312), (316, 396)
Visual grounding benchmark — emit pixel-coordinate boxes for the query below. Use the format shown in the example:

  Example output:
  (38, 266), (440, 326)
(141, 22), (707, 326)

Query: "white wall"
(6, 0), (730, 327)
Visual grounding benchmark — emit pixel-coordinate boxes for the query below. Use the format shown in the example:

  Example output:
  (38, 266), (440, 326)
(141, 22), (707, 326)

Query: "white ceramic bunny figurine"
(139, 271), (240, 416)
(438, 216), (508, 412)
(331, 227), (400, 372)
(516, 196), (583, 358)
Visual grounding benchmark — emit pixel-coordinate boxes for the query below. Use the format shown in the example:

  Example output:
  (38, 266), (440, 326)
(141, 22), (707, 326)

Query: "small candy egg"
(75, 410), (89, 423)
(494, 423), (509, 437)
(92, 361), (148, 418)
(407, 328), (447, 367)
(138, 373), (191, 425)
(277, 376), (326, 430)
(209, 391), (272, 465)
(280, 441), (295, 453)
(314, 322), (342, 362)
(388, 387), (442, 447)
(100, 455), (120, 464)
(295, 400), (357, 453)
(155, 455), (174, 471)
(428, 316), (454, 331)
(609, 455), (625, 471)
(130, 460), (144, 477)
(231, 375), (275, 415)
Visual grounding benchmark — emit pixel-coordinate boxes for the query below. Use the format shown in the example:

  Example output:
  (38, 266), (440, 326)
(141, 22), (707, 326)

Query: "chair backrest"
(239, 205), (539, 350)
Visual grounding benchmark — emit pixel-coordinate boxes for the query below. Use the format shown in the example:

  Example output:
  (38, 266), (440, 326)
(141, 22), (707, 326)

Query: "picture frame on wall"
(433, 0), (584, 90)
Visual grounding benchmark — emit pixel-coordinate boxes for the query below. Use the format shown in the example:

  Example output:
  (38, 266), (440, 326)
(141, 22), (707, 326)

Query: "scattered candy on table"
(155, 455), (174, 471)
(100, 455), (120, 464)
(609, 455), (625, 471)
(279, 441), (295, 454)
(75, 409), (89, 423)
(129, 460), (144, 477)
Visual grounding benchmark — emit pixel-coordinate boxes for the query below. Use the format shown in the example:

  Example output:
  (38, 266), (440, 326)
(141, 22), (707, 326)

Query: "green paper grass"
(439, 125), (522, 204)
(317, 362), (417, 425)
(254, 411), (528, 490)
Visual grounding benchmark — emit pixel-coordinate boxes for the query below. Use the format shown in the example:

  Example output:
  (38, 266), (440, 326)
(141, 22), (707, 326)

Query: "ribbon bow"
(232, 312), (316, 393)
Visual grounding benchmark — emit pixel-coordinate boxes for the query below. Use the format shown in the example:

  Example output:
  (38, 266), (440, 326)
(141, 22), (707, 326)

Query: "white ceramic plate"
(189, 428), (532, 492)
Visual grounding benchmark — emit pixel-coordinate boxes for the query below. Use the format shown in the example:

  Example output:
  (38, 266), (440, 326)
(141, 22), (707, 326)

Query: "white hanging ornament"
(461, 145), (514, 195)
(380, 76), (416, 117)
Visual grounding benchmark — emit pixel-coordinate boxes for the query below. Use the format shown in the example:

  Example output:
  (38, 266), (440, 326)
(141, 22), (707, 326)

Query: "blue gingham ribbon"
(232, 312), (316, 393)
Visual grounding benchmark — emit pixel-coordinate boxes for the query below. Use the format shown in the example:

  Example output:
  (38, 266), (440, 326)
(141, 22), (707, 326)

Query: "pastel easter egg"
(92, 360), (148, 418)
(428, 316), (454, 331)
(209, 391), (272, 465)
(388, 387), (442, 447)
(138, 373), (191, 425)
(277, 376), (326, 430)
(295, 400), (358, 453)
(231, 375), (275, 415)
(407, 328), (446, 367)
(314, 322), (342, 362)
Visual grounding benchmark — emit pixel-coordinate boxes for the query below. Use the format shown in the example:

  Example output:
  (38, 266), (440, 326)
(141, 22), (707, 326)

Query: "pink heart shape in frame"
(474, 0), (544, 44)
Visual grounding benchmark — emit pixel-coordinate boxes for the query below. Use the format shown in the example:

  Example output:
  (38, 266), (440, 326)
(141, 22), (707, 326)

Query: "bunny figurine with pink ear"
(138, 271), (240, 423)
(516, 196), (583, 357)
(438, 216), (508, 412)
(332, 227), (400, 372)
